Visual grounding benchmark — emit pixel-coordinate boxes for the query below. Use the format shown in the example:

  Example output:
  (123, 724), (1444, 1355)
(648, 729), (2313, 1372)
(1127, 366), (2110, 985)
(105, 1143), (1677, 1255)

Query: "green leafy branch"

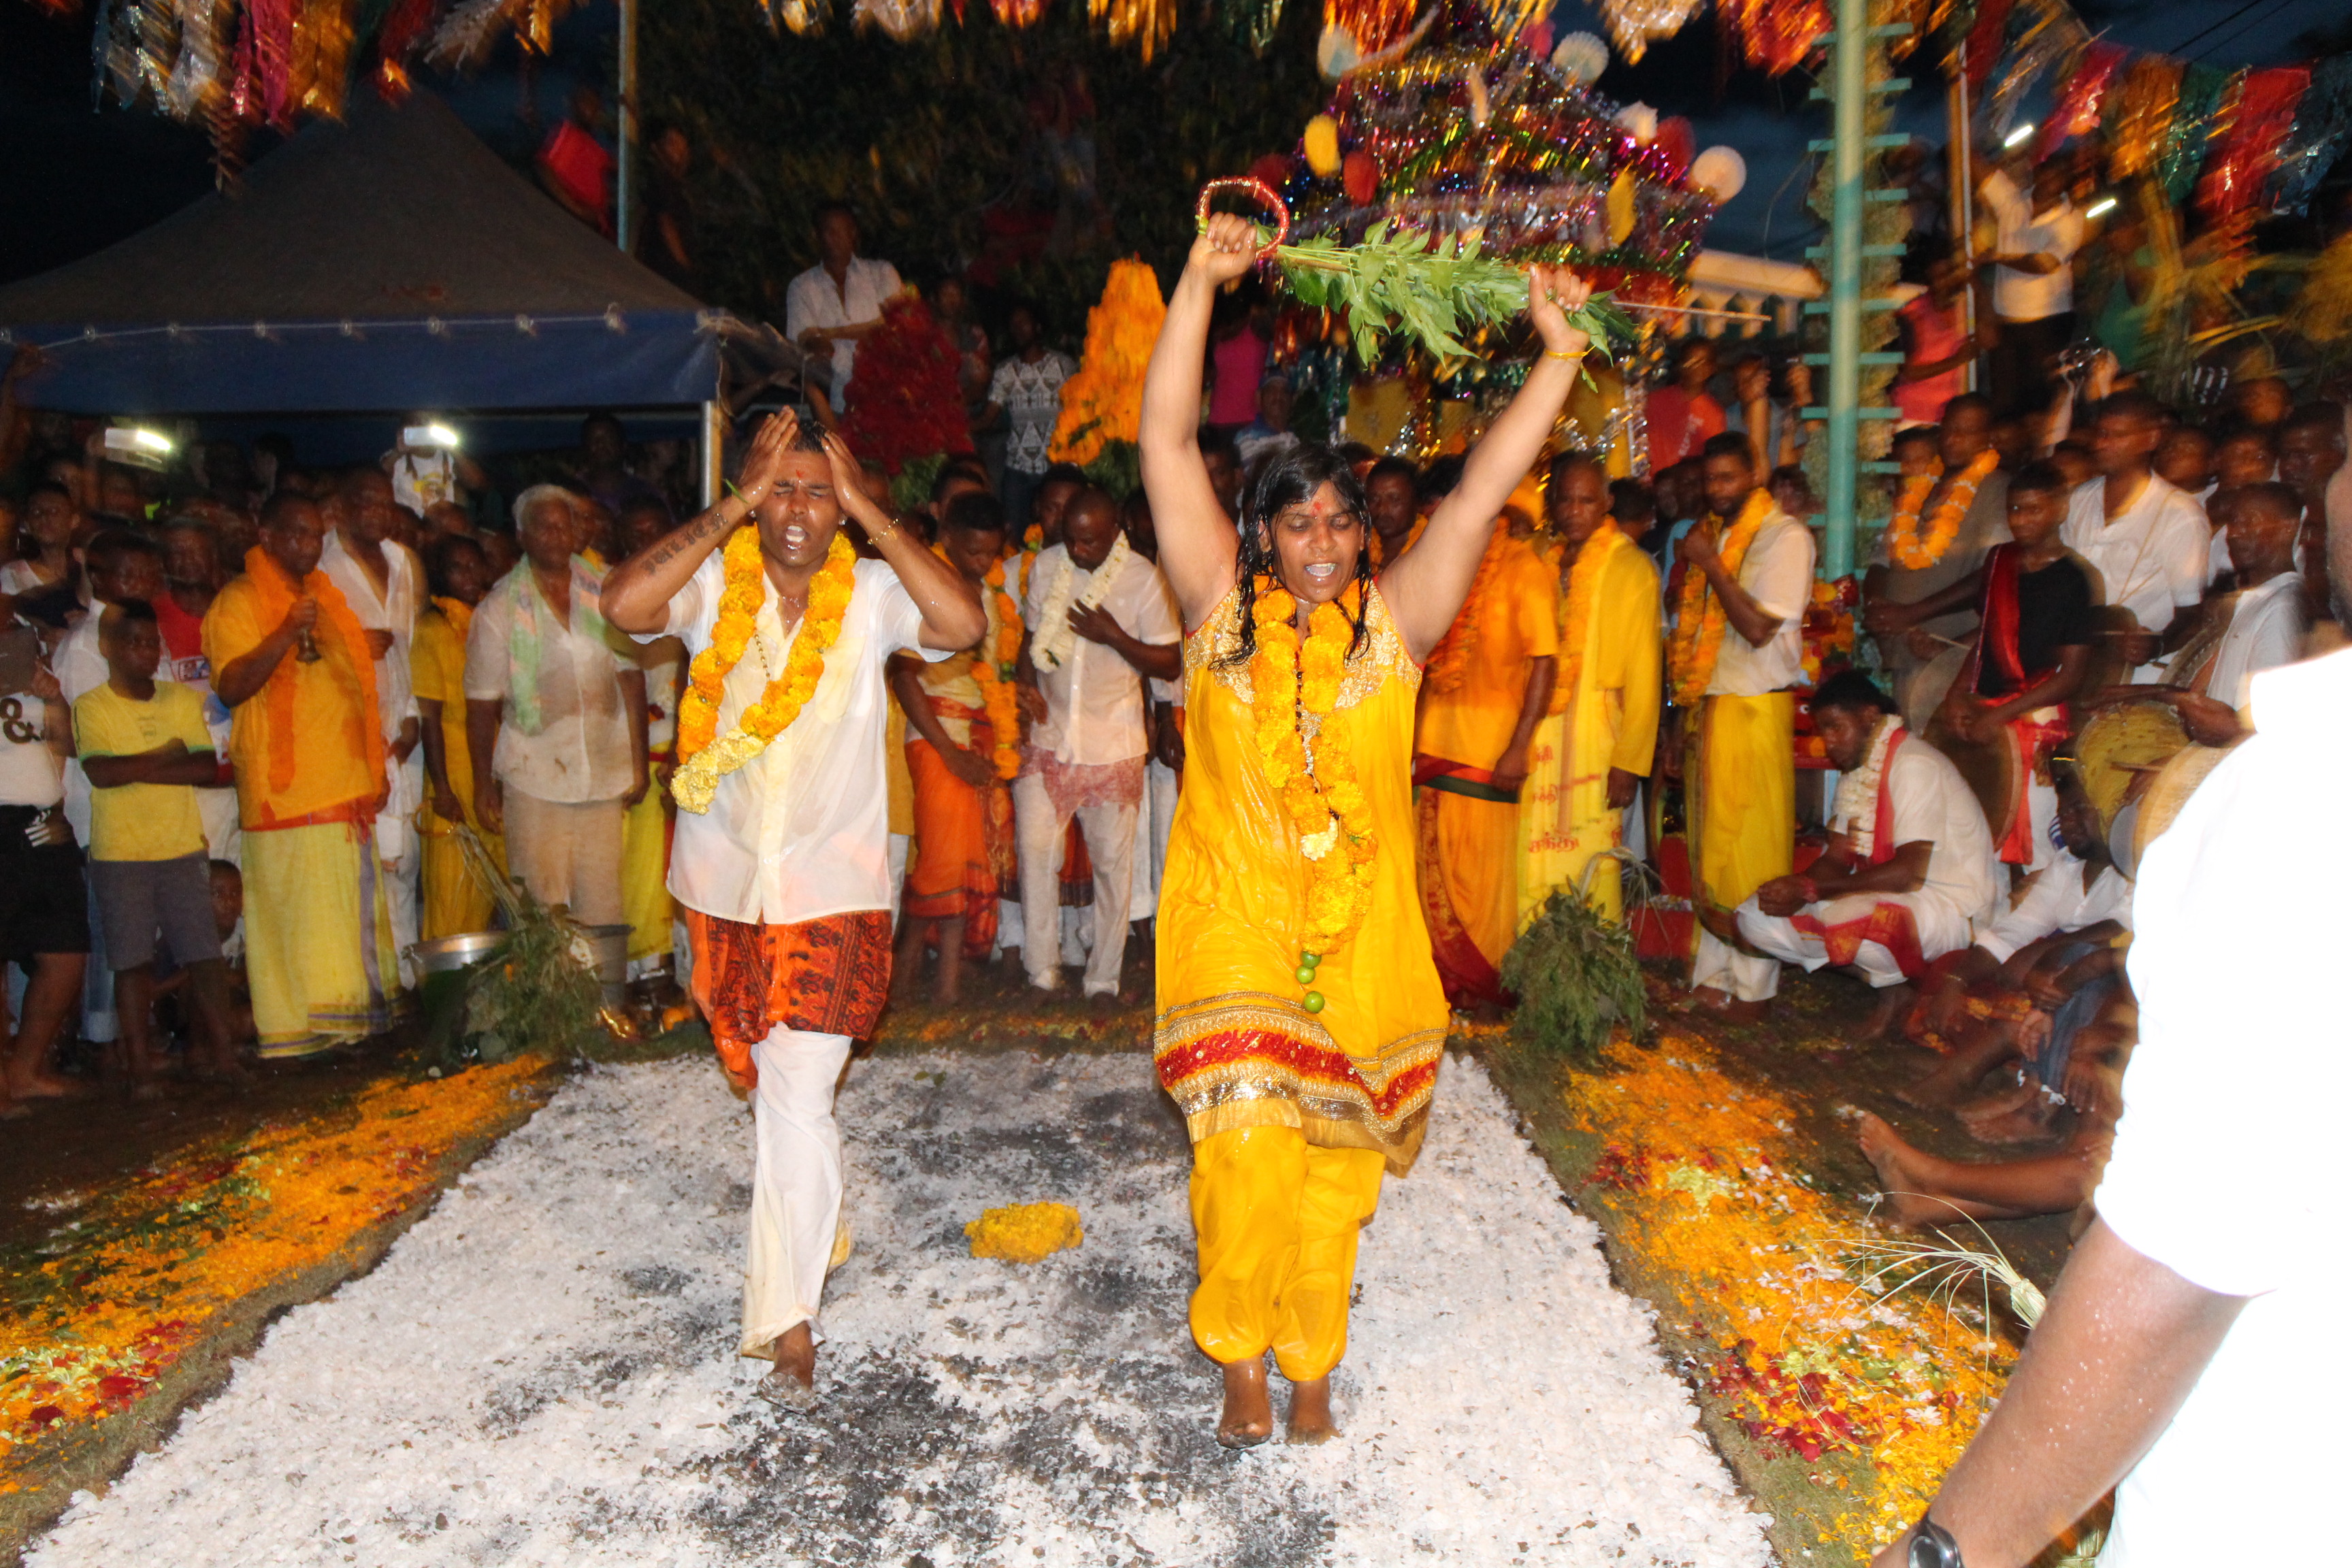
(1213, 218), (1639, 372)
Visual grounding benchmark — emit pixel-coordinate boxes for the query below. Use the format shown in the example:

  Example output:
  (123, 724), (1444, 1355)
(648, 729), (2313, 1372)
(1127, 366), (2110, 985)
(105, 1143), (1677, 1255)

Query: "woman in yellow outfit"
(412, 534), (504, 939)
(1140, 210), (1598, 1447)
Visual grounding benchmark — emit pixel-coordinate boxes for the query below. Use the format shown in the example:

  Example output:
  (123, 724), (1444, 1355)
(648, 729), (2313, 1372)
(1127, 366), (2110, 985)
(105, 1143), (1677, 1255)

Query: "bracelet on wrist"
(1542, 346), (1582, 361)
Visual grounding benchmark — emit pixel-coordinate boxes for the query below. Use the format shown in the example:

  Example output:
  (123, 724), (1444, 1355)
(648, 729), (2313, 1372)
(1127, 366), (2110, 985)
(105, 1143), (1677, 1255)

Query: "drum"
(2116, 738), (2240, 879)
(2070, 699), (2188, 843)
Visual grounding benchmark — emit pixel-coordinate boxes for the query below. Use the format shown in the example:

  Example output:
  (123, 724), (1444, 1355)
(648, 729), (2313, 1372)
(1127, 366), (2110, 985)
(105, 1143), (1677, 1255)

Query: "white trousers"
(377, 812), (419, 992)
(1731, 889), (1976, 998)
(1691, 926), (1783, 1002)
(742, 1025), (853, 1359)
(887, 833), (910, 921)
(1012, 772), (1136, 996)
(1145, 756), (1179, 915)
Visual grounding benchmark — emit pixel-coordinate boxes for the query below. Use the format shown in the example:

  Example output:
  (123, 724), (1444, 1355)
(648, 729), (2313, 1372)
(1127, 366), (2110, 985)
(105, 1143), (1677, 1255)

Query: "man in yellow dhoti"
(1669, 432), (1816, 1020)
(1520, 453), (1660, 924)
(203, 493), (396, 1058)
(413, 534), (502, 939)
(1411, 503), (1558, 1010)
(1141, 210), (1599, 1448)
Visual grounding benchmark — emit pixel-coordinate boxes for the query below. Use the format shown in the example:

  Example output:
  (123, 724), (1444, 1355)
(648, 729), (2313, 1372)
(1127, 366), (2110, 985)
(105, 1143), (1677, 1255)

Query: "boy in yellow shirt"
(72, 600), (242, 1096)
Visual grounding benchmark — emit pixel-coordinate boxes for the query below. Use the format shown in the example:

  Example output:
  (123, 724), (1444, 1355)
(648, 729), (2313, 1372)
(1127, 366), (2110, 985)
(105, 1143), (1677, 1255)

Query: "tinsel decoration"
(1984, 0), (2085, 142)
(853, 0), (941, 39)
(2196, 65), (2309, 221)
(1549, 30), (1608, 86)
(2272, 55), (2352, 216)
(838, 294), (977, 479)
(1959, 0), (2012, 89)
(1094, 0), (1177, 60)
(990, 0), (1047, 23)
(2103, 54), (2183, 184)
(289, 0), (358, 119)
(1326, 0), (1416, 54)
(2037, 39), (2127, 159)
(1595, 0), (1703, 67)
(1723, 0), (1829, 78)
(165, 0), (232, 119)
(425, 0), (526, 65)
(2157, 63), (2229, 208)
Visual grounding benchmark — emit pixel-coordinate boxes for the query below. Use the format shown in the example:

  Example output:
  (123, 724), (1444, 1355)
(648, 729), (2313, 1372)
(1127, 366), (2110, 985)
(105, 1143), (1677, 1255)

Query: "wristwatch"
(1908, 1516), (1963, 1568)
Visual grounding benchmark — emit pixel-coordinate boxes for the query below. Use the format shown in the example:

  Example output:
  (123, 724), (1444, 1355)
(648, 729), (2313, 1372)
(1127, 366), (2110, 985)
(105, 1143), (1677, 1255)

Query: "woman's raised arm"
(1379, 266), (1594, 662)
(1140, 214), (1260, 629)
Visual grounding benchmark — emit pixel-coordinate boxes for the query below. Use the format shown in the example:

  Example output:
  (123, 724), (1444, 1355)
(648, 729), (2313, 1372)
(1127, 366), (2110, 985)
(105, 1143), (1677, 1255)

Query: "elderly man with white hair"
(464, 485), (648, 926)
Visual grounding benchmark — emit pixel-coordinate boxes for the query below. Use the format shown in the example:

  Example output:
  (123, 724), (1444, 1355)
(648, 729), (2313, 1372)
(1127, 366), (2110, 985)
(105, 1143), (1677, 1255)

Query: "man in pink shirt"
(1646, 339), (1726, 472)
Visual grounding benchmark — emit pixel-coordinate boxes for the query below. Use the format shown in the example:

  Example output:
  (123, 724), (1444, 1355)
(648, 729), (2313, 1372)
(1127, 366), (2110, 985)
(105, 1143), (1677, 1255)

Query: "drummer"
(1731, 672), (2004, 1039)
(2142, 481), (2308, 747)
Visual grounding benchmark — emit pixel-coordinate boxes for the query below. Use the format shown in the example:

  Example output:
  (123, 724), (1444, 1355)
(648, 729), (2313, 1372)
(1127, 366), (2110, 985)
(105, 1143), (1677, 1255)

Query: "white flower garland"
(1030, 534), (1132, 672)
(1831, 713), (1901, 862)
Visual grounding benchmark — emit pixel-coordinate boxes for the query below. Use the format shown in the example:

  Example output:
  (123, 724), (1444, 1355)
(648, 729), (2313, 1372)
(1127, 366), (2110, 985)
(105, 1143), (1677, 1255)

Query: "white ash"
(29, 1051), (1769, 1567)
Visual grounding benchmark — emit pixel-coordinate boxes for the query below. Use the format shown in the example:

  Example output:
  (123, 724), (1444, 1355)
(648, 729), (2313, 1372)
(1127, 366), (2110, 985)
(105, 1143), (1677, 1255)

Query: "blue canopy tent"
(0, 90), (789, 489)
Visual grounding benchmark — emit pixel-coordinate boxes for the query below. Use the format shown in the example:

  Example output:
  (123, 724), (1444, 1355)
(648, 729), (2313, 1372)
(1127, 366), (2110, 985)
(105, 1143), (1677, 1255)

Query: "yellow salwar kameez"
(412, 598), (506, 941)
(1520, 527), (1661, 924)
(621, 638), (684, 966)
(203, 553), (395, 1057)
(1156, 585), (1445, 1382)
(1411, 533), (1560, 1007)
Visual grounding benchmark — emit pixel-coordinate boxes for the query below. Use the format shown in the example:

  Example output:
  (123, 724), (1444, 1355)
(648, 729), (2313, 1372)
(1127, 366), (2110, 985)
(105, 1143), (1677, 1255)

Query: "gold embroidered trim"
(1186, 583), (1413, 710)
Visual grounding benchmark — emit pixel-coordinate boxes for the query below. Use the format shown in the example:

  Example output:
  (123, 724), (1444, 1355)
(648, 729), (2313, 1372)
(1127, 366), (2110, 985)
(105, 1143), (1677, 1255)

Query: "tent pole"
(617, 0), (639, 254)
(702, 400), (723, 509)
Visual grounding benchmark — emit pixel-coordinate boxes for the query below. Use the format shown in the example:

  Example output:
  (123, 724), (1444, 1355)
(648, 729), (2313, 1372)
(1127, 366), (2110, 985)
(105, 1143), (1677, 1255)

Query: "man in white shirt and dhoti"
(1012, 488), (1181, 1000)
(602, 412), (984, 1410)
(2062, 393), (2211, 685)
(1734, 670), (2002, 1036)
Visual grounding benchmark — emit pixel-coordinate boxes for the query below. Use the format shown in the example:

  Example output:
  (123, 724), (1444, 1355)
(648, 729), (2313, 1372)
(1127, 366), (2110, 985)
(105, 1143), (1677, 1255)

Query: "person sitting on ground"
(1363, 457), (1422, 567)
(2201, 426), (2277, 589)
(1731, 670), (2002, 1037)
(1925, 460), (2094, 867)
(890, 494), (1017, 1005)
(74, 601), (243, 1095)
(2139, 480), (2308, 746)
(2063, 391), (2211, 682)
(1900, 772), (2131, 1139)
(154, 857), (255, 1049)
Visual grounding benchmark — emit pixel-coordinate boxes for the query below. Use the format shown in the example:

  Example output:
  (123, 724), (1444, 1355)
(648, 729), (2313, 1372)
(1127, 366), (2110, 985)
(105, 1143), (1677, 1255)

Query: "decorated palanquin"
(1152, 583), (1448, 1175)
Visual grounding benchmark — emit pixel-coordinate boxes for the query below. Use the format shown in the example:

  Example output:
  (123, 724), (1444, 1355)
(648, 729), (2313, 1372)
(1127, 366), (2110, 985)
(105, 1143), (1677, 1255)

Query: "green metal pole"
(1823, 0), (1867, 580)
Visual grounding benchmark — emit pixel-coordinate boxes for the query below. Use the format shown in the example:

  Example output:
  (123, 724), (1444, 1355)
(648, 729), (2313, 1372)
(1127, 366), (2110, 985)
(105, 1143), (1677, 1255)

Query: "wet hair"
(2007, 458), (2070, 497)
(424, 532), (487, 598)
(1225, 443), (1373, 670)
(943, 490), (1007, 537)
(1699, 431), (1754, 466)
(1810, 668), (1898, 719)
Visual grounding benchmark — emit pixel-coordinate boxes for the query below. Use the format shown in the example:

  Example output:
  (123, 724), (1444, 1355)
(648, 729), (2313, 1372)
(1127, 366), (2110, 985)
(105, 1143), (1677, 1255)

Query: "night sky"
(5, 0), (2344, 294)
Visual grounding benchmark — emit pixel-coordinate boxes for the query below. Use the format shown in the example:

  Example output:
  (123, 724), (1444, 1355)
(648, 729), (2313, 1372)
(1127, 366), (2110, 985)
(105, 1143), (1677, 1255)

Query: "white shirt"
(389, 450), (458, 517)
(1979, 169), (2083, 321)
(2094, 648), (2352, 1568)
(56, 613), (106, 843)
(319, 532), (423, 746)
(1833, 737), (2002, 928)
(2061, 474), (2209, 679)
(2200, 571), (2304, 711)
(651, 554), (942, 927)
(783, 256), (904, 406)
(1020, 543), (1181, 766)
(0, 682), (63, 808)
(463, 566), (639, 804)
(1972, 849), (2132, 964)
(1704, 510), (1814, 697)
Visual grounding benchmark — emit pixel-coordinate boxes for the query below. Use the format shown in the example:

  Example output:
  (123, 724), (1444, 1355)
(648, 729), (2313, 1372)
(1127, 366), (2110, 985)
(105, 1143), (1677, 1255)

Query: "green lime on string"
(1303, 992), (1326, 1014)
(1294, 965), (1318, 985)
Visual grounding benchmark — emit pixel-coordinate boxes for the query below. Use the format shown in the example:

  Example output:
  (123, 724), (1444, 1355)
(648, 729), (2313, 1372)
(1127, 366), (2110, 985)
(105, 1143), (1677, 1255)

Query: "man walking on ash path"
(602, 411), (983, 1409)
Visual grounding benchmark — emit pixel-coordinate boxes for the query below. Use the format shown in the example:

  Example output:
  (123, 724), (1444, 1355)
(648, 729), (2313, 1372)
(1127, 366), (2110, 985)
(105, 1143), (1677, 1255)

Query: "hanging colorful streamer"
(1324, 0), (1415, 54)
(2196, 65), (2308, 221)
(2157, 63), (2229, 208)
(1595, 0), (1704, 67)
(1959, 0), (2013, 89)
(2037, 39), (2127, 158)
(1722, 0), (1830, 78)
(2102, 53), (2183, 183)
(2272, 55), (2352, 216)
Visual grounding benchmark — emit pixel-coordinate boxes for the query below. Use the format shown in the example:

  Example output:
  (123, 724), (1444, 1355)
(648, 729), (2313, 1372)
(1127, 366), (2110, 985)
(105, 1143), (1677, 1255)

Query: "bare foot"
(1857, 983), (1916, 1043)
(1893, 1064), (1984, 1111)
(1689, 985), (1735, 1012)
(1853, 1113), (1959, 1228)
(1952, 1079), (2038, 1126)
(756, 1322), (817, 1411)
(6, 1071), (82, 1100)
(1285, 1375), (1338, 1444)
(1958, 1096), (2061, 1147)
(1217, 1357), (1273, 1449)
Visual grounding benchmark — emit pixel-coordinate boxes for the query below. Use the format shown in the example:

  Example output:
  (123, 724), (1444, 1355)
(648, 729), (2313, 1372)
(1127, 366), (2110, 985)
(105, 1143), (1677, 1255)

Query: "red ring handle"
(1194, 176), (1290, 261)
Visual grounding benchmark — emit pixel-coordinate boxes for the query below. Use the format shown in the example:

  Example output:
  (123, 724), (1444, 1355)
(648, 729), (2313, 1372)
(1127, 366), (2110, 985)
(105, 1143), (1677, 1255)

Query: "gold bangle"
(869, 513), (900, 544)
(1542, 347), (1582, 361)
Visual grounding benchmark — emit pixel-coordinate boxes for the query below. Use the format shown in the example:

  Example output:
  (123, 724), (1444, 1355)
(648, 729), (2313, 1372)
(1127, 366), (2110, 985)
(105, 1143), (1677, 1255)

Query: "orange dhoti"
(1411, 761), (1520, 1009)
(685, 908), (893, 1090)
(904, 717), (1013, 958)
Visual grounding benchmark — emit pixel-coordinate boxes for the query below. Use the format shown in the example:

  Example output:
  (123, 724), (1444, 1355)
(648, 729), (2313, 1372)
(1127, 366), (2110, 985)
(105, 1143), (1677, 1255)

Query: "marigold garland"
(672, 527), (858, 815)
(1667, 491), (1775, 707)
(1549, 519), (1624, 713)
(973, 559), (1026, 780)
(1250, 581), (1378, 962)
(1884, 449), (1997, 571)
(1049, 259), (1167, 466)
